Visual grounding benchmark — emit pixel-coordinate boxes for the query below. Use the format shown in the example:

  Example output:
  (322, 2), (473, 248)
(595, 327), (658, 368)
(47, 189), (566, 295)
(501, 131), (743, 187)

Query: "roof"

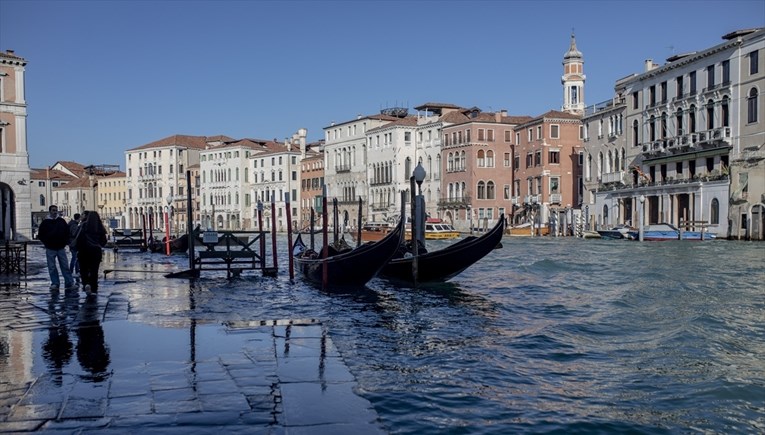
(414, 102), (463, 111)
(53, 161), (87, 177)
(515, 109), (582, 128)
(53, 176), (93, 190)
(367, 116), (419, 133)
(323, 113), (400, 129)
(128, 134), (211, 151)
(0, 50), (26, 65)
(29, 168), (75, 181)
(101, 171), (126, 178)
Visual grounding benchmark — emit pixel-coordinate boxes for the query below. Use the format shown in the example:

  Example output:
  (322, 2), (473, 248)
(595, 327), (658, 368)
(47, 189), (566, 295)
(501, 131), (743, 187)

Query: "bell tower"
(561, 33), (585, 115)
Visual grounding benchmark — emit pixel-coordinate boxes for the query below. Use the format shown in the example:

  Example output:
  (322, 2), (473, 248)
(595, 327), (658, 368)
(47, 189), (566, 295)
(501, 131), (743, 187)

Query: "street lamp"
(638, 195), (645, 242)
(410, 162), (427, 285)
(166, 195), (173, 236)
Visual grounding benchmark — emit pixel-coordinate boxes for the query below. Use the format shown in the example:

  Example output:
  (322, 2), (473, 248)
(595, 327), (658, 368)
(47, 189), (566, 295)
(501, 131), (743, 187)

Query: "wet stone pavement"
(0, 245), (385, 434)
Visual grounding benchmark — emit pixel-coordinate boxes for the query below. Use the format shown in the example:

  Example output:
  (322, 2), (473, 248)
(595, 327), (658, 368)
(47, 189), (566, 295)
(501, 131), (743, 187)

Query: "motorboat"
(627, 223), (717, 241)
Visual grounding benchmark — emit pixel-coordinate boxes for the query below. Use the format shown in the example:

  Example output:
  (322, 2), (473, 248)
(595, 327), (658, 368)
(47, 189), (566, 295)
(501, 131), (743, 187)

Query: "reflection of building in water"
(0, 330), (34, 385)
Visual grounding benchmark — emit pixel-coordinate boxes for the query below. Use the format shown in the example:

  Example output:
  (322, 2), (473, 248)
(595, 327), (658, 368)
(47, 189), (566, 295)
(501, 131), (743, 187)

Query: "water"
(14, 238), (765, 433)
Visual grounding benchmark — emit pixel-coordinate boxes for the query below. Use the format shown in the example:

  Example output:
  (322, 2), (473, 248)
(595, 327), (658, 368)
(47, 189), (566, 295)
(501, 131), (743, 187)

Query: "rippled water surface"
(184, 237), (765, 434)
(17, 237), (765, 433)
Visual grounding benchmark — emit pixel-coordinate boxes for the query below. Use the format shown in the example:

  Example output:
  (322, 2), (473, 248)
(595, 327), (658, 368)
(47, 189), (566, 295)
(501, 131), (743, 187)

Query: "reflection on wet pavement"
(0, 246), (385, 433)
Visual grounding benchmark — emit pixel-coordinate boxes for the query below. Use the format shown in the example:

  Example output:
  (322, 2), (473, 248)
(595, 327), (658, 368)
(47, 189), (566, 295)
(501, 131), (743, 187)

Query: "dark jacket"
(75, 224), (107, 254)
(68, 220), (81, 248)
(38, 217), (70, 250)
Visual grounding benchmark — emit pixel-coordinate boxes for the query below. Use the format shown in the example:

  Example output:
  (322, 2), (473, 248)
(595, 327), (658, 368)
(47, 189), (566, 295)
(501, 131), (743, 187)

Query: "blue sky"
(1, 0), (763, 169)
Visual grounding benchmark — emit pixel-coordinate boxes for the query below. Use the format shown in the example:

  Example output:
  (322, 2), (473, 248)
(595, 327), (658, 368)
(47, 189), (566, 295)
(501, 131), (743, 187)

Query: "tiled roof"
(53, 176), (93, 190)
(324, 114), (400, 129)
(101, 171), (126, 178)
(367, 116), (419, 133)
(516, 110), (582, 128)
(439, 111), (470, 123)
(30, 168), (75, 181)
(128, 135), (211, 151)
(54, 161), (87, 176)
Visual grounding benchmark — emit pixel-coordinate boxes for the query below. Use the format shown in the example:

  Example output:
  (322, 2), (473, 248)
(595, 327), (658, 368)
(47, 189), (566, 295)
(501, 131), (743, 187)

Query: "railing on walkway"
(194, 229), (269, 278)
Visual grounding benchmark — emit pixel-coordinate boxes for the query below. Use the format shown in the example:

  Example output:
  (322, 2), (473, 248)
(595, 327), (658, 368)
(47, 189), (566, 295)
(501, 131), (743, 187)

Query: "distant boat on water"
(627, 223), (717, 241)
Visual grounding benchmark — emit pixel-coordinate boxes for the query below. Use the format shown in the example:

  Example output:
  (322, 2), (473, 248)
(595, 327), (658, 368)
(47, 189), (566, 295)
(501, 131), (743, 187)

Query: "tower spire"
(561, 32), (585, 115)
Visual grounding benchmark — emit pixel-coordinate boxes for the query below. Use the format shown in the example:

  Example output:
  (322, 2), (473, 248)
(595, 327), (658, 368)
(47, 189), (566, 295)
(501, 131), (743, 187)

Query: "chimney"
(6, 49), (14, 55)
(644, 59), (657, 72)
(501, 109), (508, 117)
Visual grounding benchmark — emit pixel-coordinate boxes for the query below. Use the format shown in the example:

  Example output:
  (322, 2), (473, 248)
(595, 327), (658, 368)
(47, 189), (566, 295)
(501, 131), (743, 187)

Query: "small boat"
(597, 225), (637, 240)
(507, 222), (549, 237)
(379, 215), (505, 285)
(293, 219), (404, 287)
(147, 234), (190, 254)
(418, 219), (460, 240)
(627, 223), (717, 241)
(350, 222), (393, 243)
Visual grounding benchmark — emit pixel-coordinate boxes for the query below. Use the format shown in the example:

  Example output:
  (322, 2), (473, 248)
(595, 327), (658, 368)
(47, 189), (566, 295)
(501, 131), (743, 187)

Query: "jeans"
(46, 248), (74, 288)
(69, 246), (79, 274)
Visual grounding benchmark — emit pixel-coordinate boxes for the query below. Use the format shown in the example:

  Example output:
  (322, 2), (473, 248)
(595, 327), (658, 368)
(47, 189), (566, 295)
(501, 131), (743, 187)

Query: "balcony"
(335, 164), (351, 173)
(511, 196), (519, 205)
(549, 193), (562, 204)
(601, 171), (625, 184)
(370, 203), (391, 211)
(437, 196), (471, 208)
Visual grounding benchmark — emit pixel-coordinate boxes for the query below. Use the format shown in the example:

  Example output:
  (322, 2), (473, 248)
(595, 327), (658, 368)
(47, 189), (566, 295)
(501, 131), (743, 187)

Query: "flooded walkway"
(0, 245), (385, 433)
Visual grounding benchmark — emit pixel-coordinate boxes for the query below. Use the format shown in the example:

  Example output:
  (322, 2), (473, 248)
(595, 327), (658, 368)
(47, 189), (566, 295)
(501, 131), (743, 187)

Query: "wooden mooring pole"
(285, 192), (294, 280)
(271, 194), (278, 270)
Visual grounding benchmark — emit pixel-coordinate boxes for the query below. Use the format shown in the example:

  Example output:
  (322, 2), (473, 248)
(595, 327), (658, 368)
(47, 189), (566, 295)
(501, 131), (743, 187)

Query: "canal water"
(12, 237), (765, 433)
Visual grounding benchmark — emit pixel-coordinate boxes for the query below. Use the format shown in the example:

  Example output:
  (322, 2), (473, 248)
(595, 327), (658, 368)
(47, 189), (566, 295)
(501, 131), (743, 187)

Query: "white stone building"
(585, 27), (764, 239)
(0, 49), (31, 241)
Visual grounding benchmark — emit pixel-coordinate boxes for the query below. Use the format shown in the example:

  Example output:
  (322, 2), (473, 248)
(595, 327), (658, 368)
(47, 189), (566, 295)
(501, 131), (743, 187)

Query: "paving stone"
(6, 402), (60, 420)
(153, 398), (201, 414)
(198, 392), (250, 412)
(106, 395), (153, 416)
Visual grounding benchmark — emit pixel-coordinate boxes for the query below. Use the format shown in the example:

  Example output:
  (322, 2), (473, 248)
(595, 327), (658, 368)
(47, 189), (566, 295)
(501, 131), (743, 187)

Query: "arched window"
(689, 105), (697, 133)
(486, 181), (495, 199)
(405, 157), (411, 178)
(477, 150), (485, 167)
(477, 181), (486, 199)
(710, 198), (720, 225)
(748, 88), (759, 124)
(486, 150), (494, 167)
(603, 205), (609, 225)
(632, 120), (639, 147)
(661, 112), (668, 138)
(675, 108), (684, 135)
(649, 115), (656, 141)
(722, 96), (730, 127)
(39, 194), (45, 206)
(460, 151), (466, 170)
(706, 99), (715, 130)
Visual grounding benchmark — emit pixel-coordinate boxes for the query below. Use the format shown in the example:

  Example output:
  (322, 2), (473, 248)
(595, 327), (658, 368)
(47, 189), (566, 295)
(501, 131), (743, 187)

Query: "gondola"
(379, 215), (505, 285)
(148, 234), (189, 254)
(293, 219), (404, 288)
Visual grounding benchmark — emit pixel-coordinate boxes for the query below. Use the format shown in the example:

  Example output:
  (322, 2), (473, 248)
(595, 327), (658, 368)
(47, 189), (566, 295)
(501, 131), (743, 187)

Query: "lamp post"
(638, 195), (645, 242)
(410, 162), (426, 285)
(166, 195), (173, 236)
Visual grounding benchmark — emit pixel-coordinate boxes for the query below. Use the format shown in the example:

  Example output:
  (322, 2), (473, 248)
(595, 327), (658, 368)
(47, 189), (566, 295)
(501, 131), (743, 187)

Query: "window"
(503, 185), (510, 200)
(39, 194), (45, 206)
(516, 132), (520, 144)
(549, 150), (560, 164)
(750, 50), (759, 75)
(550, 124), (560, 139)
(676, 76), (684, 98)
(534, 150), (542, 166)
(527, 128), (532, 141)
(660, 81), (667, 103)
(710, 198), (720, 225)
(722, 60), (730, 84)
(676, 109), (684, 135)
(661, 112), (668, 138)
(477, 150), (485, 167)
(706, 100), (715, 130)
(748, 88), (759, 123)
(632, 120), (639, 147)
(632, 91), (639, 109)
(486, 151), (494, 167)
(504, 153), (511, 167)
(550, 177), (560, 193)
(487, 129), (494, 142)
(690, 71), (697, 94)
(514, 154), (519, 169)
(707, 65), (715, 89)
(722, 96), (730, 127)
(504, 131), (512, 142)
(477, 181), (486, 199)
(689, 105), (697, 133)
(486, 181), (495, 199)
(478, 129), (485, 141)
(536, 126), (542, 139)
(649, 85), (656, 106)
(526, 153), (532, 168)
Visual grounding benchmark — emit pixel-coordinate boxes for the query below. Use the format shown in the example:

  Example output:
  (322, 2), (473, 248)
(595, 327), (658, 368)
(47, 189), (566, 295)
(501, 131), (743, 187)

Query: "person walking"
(68, 213), (81, 282)
(75, 211), (107, 296)
(38, 205), (76, 291)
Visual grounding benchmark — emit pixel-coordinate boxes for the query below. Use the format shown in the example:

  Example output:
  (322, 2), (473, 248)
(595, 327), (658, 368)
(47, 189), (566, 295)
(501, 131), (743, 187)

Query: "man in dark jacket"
(38, 205), (76, 291)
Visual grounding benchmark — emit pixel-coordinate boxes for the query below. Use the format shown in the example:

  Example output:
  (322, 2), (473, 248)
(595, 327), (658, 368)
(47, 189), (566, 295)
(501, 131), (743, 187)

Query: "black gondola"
(148, 234), (189, 254)
(293, 219), (404, 288)
(379, 215), (505, 285)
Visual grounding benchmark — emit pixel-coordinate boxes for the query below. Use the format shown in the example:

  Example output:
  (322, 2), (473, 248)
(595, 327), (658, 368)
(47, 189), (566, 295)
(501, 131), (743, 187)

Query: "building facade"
(298, 142), (324, 229)
(0, 49), (31, 241)
(125, 135), (208, 231)
(588, 27), (764, 239)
